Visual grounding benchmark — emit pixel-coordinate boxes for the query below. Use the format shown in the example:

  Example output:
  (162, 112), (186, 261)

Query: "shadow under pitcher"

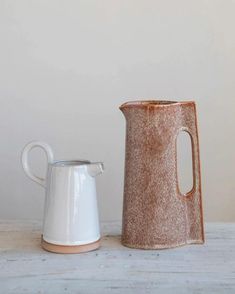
(120, 100), (204, 249)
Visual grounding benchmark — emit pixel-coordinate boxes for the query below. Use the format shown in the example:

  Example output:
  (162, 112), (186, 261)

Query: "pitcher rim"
(49, 160), (91, 167)
(120, 100), (195, 109)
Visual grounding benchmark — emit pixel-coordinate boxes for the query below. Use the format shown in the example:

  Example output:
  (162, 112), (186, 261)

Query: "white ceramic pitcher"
(21, 141), (104, 253)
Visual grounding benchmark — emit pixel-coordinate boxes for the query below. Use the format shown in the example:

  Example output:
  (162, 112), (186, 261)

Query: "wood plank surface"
(0, 221), (234, 294)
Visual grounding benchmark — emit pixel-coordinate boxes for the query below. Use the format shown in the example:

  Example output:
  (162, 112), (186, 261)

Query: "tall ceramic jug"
(22, 141), (104, 253)
(120, 100), (204, 249)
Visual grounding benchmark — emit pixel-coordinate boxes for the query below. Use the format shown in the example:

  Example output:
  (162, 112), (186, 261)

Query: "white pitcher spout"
(87, 162), (104, 177)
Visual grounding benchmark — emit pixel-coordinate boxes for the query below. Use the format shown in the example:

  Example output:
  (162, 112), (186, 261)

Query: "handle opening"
(176, 130), (194, 197)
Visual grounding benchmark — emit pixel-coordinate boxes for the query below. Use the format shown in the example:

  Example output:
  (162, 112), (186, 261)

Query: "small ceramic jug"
(120, 100), (204, 249)
(21, 141), (104, 253)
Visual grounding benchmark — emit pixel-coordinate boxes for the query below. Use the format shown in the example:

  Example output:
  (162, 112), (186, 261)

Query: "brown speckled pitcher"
(120, 100), (204, 249)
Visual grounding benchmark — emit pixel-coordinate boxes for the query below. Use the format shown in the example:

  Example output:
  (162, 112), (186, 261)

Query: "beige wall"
(0, 0), (234, 221)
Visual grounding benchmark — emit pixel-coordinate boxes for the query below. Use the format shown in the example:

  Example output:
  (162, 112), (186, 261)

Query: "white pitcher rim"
(50, 160), (91, 167)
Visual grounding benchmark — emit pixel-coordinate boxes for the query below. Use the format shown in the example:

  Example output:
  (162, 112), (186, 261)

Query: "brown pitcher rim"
(120, 100), (195, 109)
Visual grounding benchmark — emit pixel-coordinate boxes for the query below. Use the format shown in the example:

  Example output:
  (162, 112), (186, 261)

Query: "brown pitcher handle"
(177, 103), (201, 198)
(176, 102), (204, 243)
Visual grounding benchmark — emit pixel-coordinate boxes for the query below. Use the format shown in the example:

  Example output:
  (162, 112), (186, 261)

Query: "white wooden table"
(0, 221), (234, 294)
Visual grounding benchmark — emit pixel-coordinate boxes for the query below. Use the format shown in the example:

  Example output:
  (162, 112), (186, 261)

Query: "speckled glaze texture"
(120, 101), (204, 249)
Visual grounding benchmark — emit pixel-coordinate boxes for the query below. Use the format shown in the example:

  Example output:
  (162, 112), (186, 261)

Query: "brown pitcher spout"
(119, 102), (131, 118)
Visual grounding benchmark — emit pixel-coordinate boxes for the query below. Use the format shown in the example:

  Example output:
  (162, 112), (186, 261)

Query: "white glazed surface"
(43, 164), (100, 245)
(21, 141), (103, 246)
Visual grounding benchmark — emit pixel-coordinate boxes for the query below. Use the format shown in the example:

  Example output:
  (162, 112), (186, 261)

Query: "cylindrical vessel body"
(43, 163), (100, 246)
(120, 100), (204, 249)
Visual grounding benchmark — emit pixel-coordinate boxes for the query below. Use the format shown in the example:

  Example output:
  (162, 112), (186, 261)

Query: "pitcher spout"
(119, 102), (131, 119)
(87, 162), (104, 177)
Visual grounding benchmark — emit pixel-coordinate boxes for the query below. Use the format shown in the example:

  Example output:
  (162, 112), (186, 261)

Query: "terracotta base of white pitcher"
(41, 237), (100, 254)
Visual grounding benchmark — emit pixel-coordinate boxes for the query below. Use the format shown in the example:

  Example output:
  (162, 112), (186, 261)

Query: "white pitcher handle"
(21, 141), (54, 188)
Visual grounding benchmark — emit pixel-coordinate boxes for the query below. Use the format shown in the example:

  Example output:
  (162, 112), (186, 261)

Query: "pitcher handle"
(177, 103), (201, 198)
(21, 141), (54, 188)
(176, 102), (204, 243)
